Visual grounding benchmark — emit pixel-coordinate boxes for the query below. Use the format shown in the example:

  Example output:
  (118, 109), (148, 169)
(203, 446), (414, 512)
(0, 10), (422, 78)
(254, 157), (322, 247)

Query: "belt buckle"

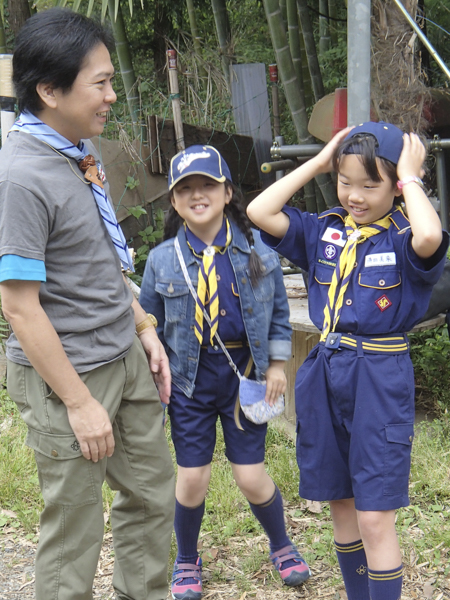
(325, 332), (341, 349)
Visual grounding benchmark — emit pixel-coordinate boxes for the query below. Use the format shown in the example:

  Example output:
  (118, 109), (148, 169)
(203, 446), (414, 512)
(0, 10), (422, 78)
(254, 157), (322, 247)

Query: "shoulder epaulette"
(318, 206), (347, 221)
(389, 207), (411, 232)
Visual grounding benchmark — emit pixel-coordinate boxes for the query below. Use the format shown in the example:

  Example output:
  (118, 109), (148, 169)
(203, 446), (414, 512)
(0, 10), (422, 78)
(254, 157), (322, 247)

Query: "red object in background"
(269, 64), (278, 83)
(332, 88), (348, 137)
(167, 49), (177, 70)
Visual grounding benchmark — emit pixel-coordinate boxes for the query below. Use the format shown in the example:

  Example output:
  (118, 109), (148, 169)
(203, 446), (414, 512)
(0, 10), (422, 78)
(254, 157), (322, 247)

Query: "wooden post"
(269, 64), (281, 138)
(167, 49), (185, 152)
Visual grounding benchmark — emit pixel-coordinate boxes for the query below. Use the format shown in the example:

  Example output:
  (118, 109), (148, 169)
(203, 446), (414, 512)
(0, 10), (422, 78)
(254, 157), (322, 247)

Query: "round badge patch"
(324, 244), (337, 260)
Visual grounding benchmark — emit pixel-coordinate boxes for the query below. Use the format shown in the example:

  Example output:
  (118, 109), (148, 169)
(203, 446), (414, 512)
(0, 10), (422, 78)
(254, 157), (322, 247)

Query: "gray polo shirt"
(0, 132), (135, 372)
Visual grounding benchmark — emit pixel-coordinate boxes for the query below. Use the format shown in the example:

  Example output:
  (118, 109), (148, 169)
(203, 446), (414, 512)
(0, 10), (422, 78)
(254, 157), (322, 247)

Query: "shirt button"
(247, 307), (253, 314)
(409, 435), (413, 442)
(51, 450), (58, 457)
(345, 299), (352, 306)
(167, 283), (174, 294)
(216, 274), (221, 281)
(232, 248), (238, 254)
(241, 277), (247, 284)
(255, 340), (261, 347)
(379, 279), (386, 286)
(220, 309), (226, 316)
(354, 262), (358, 268)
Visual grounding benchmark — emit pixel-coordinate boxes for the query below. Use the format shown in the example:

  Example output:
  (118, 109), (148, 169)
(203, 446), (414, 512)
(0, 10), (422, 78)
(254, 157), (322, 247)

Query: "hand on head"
(397, 133), (426, 182)
(314, 126), (354, 174)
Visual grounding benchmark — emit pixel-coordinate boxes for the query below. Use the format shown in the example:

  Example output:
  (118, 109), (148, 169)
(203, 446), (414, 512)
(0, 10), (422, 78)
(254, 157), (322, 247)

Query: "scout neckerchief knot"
(10, 112), (134, 272)
(186, 217), (232, 345)
(320, 212), (394, 342)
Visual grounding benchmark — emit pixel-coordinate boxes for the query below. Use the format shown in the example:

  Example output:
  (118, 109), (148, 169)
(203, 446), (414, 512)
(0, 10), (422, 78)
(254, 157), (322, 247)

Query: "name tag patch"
(322, 227), (346, 247)
(375, 294), (392, 312)
(365, 252), (396, 267)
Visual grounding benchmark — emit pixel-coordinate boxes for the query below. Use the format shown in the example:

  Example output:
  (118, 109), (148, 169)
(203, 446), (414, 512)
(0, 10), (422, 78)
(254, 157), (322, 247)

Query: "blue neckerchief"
(10, 112), (134, 272)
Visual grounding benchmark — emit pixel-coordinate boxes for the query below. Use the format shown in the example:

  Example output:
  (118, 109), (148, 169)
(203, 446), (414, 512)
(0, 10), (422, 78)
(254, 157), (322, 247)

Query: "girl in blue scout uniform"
(246, 122), (448, 600)
(139, 145), (311, 600)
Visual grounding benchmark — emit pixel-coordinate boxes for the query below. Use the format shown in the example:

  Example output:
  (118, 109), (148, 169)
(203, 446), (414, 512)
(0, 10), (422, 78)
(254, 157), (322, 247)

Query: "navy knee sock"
(368, 565), (403, 600)
(335, 539), (370, 600)
(174, 499), (205, 564)
(248, 485), (291, 554)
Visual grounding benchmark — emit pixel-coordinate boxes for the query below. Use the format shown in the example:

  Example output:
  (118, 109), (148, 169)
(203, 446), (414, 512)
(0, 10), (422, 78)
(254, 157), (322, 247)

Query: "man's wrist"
(136, 314), (158, 336)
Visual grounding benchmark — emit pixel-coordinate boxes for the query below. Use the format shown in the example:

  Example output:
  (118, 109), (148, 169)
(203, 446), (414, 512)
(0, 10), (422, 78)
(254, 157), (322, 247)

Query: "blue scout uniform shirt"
(185, 219), (247, 344)
(261, 205), (449, 335)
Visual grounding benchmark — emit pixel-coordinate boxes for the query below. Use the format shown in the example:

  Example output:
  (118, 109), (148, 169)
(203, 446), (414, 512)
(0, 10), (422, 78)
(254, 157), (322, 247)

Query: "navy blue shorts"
(295, 343), (415, 511)
(169, 347), (267, 468)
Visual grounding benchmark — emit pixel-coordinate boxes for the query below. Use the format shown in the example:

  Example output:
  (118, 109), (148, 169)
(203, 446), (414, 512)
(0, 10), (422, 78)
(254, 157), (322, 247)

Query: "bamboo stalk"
(269, 64), (281, 137)
(167, 50), (185, 152)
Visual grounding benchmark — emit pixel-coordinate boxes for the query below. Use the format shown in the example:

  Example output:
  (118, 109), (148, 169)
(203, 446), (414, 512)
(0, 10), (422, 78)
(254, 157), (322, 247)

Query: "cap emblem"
(178, 151), (211, 174)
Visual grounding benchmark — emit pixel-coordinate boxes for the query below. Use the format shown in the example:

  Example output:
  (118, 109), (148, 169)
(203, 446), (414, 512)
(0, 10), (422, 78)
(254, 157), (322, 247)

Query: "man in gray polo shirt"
(0, 8), (175, 600)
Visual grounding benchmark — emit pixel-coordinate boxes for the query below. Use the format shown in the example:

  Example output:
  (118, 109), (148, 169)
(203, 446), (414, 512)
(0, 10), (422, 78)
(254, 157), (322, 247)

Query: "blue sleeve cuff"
(0, 255), (46, 282)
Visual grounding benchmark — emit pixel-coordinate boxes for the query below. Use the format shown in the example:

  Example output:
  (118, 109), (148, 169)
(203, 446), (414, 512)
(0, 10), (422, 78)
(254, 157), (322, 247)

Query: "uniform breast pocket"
(155, 281), (190, 322)
(314, 264), (334, 286)
(356, 269), (401, 325)
(250, 254), (278, 302)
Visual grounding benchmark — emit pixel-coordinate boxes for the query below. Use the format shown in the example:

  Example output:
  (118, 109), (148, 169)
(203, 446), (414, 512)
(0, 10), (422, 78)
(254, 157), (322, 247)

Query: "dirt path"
(1, 528), (449, 600)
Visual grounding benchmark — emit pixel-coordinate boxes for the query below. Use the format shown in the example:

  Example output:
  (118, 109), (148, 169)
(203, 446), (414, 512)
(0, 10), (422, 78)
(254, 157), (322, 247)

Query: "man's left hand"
(138, 327), (171, 404)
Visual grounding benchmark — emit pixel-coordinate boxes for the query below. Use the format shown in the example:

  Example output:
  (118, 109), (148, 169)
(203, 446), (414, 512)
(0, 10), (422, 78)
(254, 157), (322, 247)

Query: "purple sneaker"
(171, 557), (202, 600)
(270, 544), (311, 586)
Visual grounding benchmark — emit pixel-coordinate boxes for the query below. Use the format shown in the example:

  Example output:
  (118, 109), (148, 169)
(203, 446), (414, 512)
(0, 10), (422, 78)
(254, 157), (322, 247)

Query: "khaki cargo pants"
(7, 338), (175, 600)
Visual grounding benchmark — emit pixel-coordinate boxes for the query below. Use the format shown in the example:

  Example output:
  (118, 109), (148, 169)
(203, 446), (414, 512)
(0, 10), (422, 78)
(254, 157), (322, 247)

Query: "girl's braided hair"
(164, 181), (265, 285)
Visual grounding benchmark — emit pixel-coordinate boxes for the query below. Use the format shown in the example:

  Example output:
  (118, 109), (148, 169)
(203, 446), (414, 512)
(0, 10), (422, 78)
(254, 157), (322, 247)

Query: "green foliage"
(318, 39), (347, 95)
(409, 325), (450, 413)
(130, 206), (165, 270)
(0, 385), (42, 534)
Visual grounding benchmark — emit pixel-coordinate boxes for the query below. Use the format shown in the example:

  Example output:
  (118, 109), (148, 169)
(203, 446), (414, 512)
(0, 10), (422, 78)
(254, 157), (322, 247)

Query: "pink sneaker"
(270, 544), (311, 586)
(171, 557), (202, 600)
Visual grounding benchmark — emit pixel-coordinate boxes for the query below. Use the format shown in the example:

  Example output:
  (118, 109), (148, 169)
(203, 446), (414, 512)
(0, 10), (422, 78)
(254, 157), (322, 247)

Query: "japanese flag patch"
(322, 227), (346, 247)
(375, 294), (392, 312)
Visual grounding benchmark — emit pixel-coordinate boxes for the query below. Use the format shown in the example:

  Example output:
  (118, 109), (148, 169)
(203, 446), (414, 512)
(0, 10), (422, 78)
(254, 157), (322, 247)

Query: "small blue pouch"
(238, 377), (285, 424)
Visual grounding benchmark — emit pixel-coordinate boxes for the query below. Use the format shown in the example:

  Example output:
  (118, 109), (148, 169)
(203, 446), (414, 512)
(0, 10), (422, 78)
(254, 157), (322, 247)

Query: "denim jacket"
(140, 220), (292, 398)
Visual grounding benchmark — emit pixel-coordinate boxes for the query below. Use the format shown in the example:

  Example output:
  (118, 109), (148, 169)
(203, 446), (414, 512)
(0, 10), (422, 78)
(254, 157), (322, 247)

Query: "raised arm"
(0, 279), (115, 462)
(247, 127), (352, 237)
(397, 133), (443, 259)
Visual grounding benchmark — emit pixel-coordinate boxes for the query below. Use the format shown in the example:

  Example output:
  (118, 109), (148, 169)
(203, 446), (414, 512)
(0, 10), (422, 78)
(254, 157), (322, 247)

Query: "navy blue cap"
(168, 145), (232, 190)
(344, 121), (405, 165)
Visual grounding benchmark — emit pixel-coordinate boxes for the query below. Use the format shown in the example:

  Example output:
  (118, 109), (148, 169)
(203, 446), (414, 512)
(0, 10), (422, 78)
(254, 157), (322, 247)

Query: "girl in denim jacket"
(139, 145), (311, 600)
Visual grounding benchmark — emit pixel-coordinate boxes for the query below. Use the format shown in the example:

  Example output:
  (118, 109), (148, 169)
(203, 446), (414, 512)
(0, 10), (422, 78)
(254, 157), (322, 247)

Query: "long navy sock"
(174, 499), (205, 563)
(335, 539), (370, 600)
(248, 485), (290, 553)
(368, 565), (403, 600)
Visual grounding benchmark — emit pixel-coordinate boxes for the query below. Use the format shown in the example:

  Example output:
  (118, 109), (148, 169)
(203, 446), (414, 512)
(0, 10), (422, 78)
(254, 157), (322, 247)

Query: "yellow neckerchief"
(320, 211), (394, 341)
(185, 216), (232, 345)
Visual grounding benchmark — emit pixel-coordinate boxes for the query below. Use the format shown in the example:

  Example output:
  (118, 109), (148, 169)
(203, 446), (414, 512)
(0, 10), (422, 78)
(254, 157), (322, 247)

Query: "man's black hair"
(13, 8), (115, 114)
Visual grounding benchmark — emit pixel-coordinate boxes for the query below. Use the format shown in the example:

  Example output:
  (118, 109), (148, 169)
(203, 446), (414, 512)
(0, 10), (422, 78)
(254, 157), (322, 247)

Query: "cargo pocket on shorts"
(383, 423), (414, 496)
(26, 428), (100, 508)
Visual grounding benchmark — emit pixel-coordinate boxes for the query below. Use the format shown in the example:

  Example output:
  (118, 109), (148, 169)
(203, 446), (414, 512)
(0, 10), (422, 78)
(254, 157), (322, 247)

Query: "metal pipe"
(261, 159), (296, 173)
(270, 143), (323, 160)
(393, 0), (450, 81)
(347, 0), (371, 125)
(433, 145), (449, 232)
